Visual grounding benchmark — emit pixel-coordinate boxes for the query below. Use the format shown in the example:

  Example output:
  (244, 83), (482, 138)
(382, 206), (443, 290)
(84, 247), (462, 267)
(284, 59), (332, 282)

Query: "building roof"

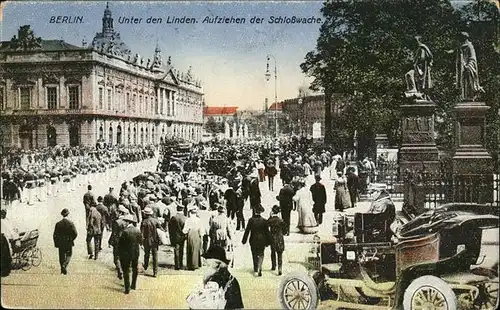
(268, 102), (284, 111)
(0, 39), (82, 52)
(203, 106), (238, 116)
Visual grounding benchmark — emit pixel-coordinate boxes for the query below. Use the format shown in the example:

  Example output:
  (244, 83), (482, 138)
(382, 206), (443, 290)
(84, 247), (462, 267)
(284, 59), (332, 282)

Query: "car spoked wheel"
(474, 279), (499, 309)
(278, 272), (318, 310)
(411, 286), (448, 309)
(404, 275), (458, 310)
(284, 279), (312, 309)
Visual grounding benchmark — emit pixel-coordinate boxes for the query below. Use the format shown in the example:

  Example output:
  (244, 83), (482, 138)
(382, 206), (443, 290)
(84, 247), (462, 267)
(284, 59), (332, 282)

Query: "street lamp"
(298, 98), (303, 137)
(265, 55), (278, 138)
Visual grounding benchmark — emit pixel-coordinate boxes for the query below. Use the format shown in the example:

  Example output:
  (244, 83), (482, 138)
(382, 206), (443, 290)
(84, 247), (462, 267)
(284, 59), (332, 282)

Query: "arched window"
(116, 125), (122, 145)
(109, 126), (113, 145)
(140, 128), (144, 145)
(133, 127), (137, 145)
(127, 127), (131, 145)
(98, 126), (104, 141)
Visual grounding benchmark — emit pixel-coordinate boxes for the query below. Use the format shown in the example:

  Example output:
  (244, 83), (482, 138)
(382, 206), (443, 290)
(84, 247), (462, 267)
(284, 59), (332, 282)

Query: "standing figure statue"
(405, 36), (433, 99)
(455, 32), (485, 101)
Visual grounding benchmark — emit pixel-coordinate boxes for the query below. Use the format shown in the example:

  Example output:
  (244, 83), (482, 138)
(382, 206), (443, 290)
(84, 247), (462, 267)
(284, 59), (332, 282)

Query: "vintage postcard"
(1, 0), (499, 309)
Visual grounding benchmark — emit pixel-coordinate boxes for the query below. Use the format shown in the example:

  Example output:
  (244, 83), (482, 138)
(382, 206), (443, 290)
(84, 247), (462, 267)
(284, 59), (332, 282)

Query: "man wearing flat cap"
(53, 208), (78, 275)
(140, 207), (163, 277)
(118, 214), (142, 294)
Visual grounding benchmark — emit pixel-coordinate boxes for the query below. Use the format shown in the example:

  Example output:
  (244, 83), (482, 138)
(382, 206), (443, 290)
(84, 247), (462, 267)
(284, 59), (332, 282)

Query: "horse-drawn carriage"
(278, 203), (499, 309)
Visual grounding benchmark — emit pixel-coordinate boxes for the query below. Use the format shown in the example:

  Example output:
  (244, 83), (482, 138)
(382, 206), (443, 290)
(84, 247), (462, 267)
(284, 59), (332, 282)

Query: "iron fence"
(376, 160), (499, 211)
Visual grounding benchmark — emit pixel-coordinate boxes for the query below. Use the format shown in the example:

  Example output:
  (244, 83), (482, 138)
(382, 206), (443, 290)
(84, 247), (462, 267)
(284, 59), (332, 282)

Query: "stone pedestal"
(399, 101), (440, 174)
(452, 102), (493, 174)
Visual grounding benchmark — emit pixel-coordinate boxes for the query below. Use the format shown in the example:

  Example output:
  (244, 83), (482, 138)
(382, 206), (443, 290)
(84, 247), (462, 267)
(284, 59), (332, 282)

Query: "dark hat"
(87, 185), (92, 190)
(315, 174), (322, 181)
(97, 196), (103, 202)
(255, 204), (265, 214)
(202, 245), (230, 264)
(61, 208), (70, 217)
(272, 205), (281, 214)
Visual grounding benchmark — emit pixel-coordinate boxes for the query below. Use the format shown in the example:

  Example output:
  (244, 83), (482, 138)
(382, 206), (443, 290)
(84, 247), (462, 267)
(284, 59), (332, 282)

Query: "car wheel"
(403, 275), (458, 310)
(278, 272), (318, 310)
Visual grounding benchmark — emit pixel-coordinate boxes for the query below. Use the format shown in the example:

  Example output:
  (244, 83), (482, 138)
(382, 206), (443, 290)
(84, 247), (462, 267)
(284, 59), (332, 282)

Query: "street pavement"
(2, 162), (498, 309)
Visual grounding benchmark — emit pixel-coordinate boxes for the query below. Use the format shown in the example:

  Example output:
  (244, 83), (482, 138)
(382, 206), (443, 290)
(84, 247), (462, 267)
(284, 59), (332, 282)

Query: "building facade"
(282, 93), (348, 137)
(0, 4), (204, 150)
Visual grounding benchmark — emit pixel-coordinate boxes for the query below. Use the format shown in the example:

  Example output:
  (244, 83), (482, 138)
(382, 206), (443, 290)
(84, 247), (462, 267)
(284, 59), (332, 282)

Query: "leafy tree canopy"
(302, 0), (499, 157)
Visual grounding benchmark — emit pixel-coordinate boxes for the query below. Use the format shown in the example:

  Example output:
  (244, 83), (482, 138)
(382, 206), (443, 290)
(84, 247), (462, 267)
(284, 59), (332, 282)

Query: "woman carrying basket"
(187, 245), (244, 309)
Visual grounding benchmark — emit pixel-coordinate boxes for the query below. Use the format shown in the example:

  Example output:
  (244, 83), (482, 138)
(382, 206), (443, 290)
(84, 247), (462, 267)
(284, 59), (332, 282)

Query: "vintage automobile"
(278, 203), (499, 309)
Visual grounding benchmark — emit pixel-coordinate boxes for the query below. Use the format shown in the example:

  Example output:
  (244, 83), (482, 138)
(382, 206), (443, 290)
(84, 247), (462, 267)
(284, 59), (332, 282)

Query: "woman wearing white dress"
(183, 206), (203, 270)
(293, 180), (318, 234)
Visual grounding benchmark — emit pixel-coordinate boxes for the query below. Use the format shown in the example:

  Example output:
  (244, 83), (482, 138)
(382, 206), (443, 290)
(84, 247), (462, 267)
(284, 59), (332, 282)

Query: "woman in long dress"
(293, 180), (318, 234)
(334, 171), (351, 212)
(183, 206), (202, 270)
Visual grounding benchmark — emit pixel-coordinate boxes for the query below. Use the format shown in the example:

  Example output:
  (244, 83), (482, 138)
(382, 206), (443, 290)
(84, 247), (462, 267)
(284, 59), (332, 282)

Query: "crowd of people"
(2, 137), (390, 308)
(1, 145), (156, 208)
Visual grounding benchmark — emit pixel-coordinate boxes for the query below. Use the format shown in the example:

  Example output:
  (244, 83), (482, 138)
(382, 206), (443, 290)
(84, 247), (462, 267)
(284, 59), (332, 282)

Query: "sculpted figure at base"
(405, 36), (433, 100)
(455, 32), (485, 101)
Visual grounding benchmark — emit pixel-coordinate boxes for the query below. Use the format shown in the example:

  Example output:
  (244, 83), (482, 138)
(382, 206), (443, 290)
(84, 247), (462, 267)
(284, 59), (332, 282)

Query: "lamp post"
(298, 98), (303, 137)
(265, 55), (278, 138)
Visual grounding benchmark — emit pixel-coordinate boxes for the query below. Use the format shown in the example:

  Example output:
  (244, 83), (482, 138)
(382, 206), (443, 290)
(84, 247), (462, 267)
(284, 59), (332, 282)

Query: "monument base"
(399, 146), (440, 173)
(452, 148), (493, 175)
(452, 101), (492, 175)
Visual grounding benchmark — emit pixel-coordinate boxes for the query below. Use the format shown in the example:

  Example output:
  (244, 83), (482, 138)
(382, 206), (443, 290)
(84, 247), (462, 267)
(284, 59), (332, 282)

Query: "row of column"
(157, 88), (176, 116)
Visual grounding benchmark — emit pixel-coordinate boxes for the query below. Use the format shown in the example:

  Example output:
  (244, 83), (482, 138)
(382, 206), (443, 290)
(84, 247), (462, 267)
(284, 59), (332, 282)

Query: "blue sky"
(1, 1), (325, 110)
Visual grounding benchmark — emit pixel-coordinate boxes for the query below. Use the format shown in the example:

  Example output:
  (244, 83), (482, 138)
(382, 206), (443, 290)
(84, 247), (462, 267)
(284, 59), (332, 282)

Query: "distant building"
(282, 93), (348, 137)
(0, 3), (204, 150)
(203, 106), (238, 124)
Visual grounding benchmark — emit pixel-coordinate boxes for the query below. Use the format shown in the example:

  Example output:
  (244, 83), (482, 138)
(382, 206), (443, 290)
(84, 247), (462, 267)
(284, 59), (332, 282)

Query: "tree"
(205, 116), (219, 134)
(301, 0), (464, 156)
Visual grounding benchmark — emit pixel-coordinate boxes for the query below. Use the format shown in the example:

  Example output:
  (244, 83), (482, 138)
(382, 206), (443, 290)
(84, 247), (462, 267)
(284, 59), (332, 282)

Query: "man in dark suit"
(83, 184), (96, 222)
(310, 174), (327, 225)
(249, 176), (261, 214)
(168, 204), (186, 270)
(103, 187), (118, 208)
(140, 207), (162, 277)
(347, 168), (360, 209)
(118, 214), (142, 294)
(242, 204), (271, 277)
(53, 208), (78, 275)
(277, 182), (295, 236)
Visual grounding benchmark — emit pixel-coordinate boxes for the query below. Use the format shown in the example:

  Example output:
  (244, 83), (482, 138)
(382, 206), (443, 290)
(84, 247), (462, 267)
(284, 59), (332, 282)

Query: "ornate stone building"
(0, 4), (204, 150)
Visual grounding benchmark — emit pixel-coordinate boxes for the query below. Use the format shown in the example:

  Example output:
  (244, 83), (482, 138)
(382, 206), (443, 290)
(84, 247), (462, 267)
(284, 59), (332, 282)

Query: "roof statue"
(9, 25), (42, 51)
(151, 44), (164, 72)
(186, 66), (193, 82)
